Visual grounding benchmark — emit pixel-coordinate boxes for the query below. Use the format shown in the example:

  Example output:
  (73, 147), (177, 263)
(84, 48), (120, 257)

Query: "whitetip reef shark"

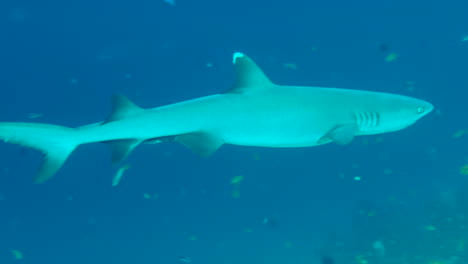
(0, 52), (433, 183)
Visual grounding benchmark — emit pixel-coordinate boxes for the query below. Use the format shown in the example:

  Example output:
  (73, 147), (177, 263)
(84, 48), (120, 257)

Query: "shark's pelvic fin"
(317, 123), (359, 145)
(104, 94), (144, 124)
(105, 139), (143, 164)
(226, 52), (273, 94)
(175, 132), (224, 157)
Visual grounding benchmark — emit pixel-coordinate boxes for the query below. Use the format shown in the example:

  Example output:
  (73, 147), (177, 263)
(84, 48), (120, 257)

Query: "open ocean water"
(0, 0), (467, 263)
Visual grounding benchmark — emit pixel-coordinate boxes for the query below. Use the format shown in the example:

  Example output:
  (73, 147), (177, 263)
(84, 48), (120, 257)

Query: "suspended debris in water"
(460, 164), (468, 175)
(262, 217), (278, 228)
(178, 256), (191, 263)
(377, 42), (391, 53)
(453, 129), (468, 138)
(27, 113), (43, 119)
(230, 175), (244, 184)
(164, 0), (176, 6)
(10, 249), (23, 260)
(384, 53), (399, 62)
(321, 256), (334, 264)
(372, 240), (386, 257)
(282, 63), (297, 70)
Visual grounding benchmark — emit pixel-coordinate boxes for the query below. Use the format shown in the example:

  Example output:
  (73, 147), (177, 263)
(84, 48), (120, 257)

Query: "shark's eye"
(417, 107), (425, 113)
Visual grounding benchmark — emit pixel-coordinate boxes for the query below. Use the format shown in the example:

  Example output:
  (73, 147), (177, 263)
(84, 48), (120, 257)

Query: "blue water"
(0, 0), (467, 263)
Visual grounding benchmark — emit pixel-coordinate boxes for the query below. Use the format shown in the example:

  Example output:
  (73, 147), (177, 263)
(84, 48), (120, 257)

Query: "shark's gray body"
(0, 53), (433, 183)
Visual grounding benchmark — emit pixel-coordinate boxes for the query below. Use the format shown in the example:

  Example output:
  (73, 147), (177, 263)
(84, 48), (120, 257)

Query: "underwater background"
(0, 0), (467, 263)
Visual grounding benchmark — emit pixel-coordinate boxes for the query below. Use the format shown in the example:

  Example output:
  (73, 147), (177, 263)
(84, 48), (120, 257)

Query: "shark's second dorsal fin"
(225, 52), (273, 94)
(104, 94), (144, 124)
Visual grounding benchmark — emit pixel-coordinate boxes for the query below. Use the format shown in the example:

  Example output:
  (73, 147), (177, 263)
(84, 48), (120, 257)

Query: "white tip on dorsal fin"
(226, 52), (273, 94)
(104, 94), (144, 124)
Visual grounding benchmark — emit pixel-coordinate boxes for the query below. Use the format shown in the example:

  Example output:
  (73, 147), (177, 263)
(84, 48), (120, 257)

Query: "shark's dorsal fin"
(225, 52), (273, 94)
(104, 94), (144, 124)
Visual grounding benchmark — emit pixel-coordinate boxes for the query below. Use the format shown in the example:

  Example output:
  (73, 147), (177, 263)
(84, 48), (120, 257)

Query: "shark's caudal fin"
(0, 123), (80, 183)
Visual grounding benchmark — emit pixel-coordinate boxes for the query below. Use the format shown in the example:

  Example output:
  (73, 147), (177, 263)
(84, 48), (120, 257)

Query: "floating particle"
(354, 255), (368, 264)
(367, 210), (376, 217)
(124, 73), (132, 79)
(377, 42), (391, 53)
(460, 165), (468, 175)
(87, 216), (96, 225)
(178, 256), (191, 263)
(143, 193), (159, 200)
(27, 113), (43, 119)
(70, 78), (78, 85)
(456, 239), (465, 252)
(8, 8), (28, 24)
(372, 240), (386, 257)
(187, 235), (198, 241)
(404, 81), (415, 92)
(206, 62), (213, 68)
(310, 46), (319, 52)
(384, 53), (398, 62)
(232, 189), (241, 198)
(353, 176), (361, 181)
(453, 129), (468, 138)
(230, 175), (244, 184)
(252, 152), (261, 160)
(112, 164), (130, 187)
(11, 249), (23, 260)
(462, 35), (468, 42)
(321, 256), (334, 264)
(282, 63), (297, 70)
(164, 0), (175, 6)
(383, 168), (393, 175)
(243, 228), (253, 233)
(424, 224), (437, 231)
(284, 240), (293, 248)
(262, 217), (278, 228)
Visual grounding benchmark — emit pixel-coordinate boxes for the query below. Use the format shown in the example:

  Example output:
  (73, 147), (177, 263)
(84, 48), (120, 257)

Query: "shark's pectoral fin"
(105, 139), (143, 163)
(103, 94), (144, 124)
(225, 52), (273, 94)
(318, 123), (359, 145)
(175, 132), (224, 157)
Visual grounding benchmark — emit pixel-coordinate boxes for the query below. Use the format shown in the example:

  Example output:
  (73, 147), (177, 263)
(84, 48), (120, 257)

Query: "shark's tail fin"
(0, 122), (80, 183)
